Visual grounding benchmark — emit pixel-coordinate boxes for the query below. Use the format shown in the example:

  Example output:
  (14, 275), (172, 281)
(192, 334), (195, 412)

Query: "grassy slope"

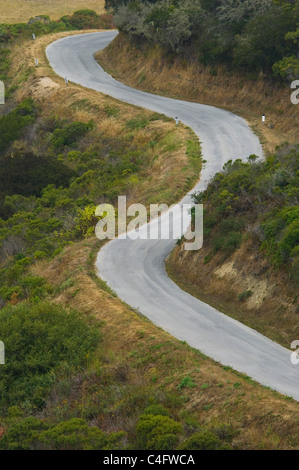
(30, 236), (299, 450)
(1, 30), (299, 450)
(10, 30), (201, 208)
(96, 33), (299, 348)
(0, 1), (105, 23)
(96, 33), (299, 155)
(30, 31), (299, 448)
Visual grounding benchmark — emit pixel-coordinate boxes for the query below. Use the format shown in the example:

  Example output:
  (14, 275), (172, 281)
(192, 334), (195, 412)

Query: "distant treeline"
(106, 0), (299, 81)
(0, 9), (113, 44)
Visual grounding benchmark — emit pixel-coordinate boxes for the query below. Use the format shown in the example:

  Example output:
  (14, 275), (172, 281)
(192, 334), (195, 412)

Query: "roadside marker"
(0, 80), (4, 105)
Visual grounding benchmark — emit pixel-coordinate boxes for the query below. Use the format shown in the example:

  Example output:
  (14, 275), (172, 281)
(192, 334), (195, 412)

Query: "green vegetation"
(0, 417), (125, 450)
(178, 431), (232, 450)
(0, 11), (113, 99)
(0, 302), (99, 412)
(0, 16), (211, 449)
(136, 413), (182, 450)
(0, 4), (298, 450)
(192, 145), (299, 283)
(0, 10), (112, 43)
(0, 99), (37, 150)
(108, 0), (299, 81)
(0, 99), (171, 306)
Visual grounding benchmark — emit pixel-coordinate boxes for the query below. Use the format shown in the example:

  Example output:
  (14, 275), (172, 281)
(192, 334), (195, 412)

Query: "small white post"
(0, 80), (4, 105)
(0, 341), (4, 365)
(262, 114), (266, 123)
(175, 116), (179, 126)
(32, 33), (36, 40)
(35, 58), (38, 67)
(65, 77), (68, 87)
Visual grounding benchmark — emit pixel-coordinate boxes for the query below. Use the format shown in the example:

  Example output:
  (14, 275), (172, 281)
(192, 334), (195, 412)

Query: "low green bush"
(178, 430), (232, 450)
(136, 414), (182, 450)
(0, 302), (100, 411)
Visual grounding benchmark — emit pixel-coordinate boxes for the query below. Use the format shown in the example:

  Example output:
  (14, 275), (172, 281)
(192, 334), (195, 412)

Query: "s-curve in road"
(47, 31), (299, 400)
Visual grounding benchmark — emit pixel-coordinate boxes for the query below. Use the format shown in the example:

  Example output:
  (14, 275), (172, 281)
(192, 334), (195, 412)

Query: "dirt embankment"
(167, 237), (298, 349)
(96, 33), (299, 154)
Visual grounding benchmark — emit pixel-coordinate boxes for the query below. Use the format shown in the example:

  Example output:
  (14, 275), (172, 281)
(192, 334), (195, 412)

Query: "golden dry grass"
(0, 0), (105, 24)
(8, 30), (201, 208)
(97, 33), (299, 154)
(6, 30), (299, 449)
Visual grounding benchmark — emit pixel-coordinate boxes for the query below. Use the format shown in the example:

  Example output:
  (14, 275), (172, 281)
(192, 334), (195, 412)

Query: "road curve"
(46, 31), (299, 400)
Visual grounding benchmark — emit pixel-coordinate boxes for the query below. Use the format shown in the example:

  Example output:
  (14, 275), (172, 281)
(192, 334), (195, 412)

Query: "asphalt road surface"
(47, 31), (299, 400)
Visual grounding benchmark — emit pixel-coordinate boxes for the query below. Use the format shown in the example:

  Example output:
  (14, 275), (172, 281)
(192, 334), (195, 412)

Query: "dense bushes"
(192, 145), (299, 282)
(60, 10), (113, 31)
(0, 151), (74, 201)
(0, 99), (37, 151)
(178, 431), (232, 450)
(51, 120), (94, 149)
(109, 0), (299, 80)
(136, 412), (182, 450)
(0, 100), (170, 308)
(0, 417), (125, 450)
(0, 302), (100, 412)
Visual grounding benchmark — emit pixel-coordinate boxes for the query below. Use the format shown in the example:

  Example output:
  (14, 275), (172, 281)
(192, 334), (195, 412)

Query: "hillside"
(0, 7), (299, 451)
(3, 236), (299, 450)
(96, 20), (299, 348)
(167, 146), (298, 348)
(97, 32), (299, 153)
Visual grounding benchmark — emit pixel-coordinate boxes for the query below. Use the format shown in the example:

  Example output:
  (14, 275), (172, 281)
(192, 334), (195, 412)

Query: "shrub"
(0, 417), (125, 450)
(136, 414), (182, 450)
(0, 302), (100, 411)
(238, 290), (253, 302)
(37, 418), (125, 450)
(0, 417), (47, 450)
(142, 404), (170, 417)
(178, 430), (232, 450)
(178, 376), (196, 389)
(51, 121), (94, 150)
(0, 99), (36, 151)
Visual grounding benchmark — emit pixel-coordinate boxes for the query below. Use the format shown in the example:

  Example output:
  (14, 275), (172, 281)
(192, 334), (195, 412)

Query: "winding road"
(46, 31), (299, 400)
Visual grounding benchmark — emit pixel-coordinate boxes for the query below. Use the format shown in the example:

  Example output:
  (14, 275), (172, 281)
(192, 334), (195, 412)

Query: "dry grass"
(96, 33), (299, 154)
(31, 237), (299, 450)
(8, 30), (201, 207)
(166, 239), (299, 349)
(0, 0), (105, 24)
(96, 33), (299, 347)
(6, 30), (299, 449)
